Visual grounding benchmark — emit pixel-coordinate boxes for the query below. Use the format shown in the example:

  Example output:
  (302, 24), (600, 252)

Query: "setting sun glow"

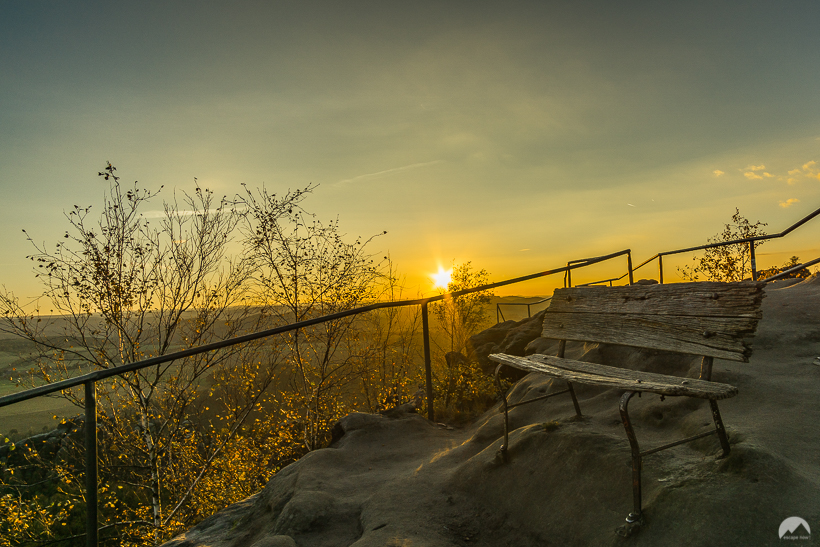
(431, 267), (453, 290)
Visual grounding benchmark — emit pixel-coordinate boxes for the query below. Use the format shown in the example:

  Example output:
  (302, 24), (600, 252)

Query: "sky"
(2, 1), (819, 301)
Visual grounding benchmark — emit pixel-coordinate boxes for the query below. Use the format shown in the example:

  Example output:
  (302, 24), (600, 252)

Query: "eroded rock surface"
(165, 281), (820, 547)
(468, 310), (546, 377)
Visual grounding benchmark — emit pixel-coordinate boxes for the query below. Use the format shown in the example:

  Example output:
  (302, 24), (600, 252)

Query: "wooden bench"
(489, 280), (765, 527)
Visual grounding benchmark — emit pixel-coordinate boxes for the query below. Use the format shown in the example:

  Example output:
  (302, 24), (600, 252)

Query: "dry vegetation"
(0, 164), (499, 546)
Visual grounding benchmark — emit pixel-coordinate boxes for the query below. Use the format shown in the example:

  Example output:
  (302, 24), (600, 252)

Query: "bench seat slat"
(489, 353), (738, 400)
(541, 312), (757, 361)
(547, 281), (765, 318)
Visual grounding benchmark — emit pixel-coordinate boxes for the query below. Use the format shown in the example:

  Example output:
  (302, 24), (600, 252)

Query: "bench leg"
(557, 340), (582, 418)
(567, 382), (582, 417)
(709, 400), (731, 459)
(494, 364), (510, 462)
(619, 391), (644, 525)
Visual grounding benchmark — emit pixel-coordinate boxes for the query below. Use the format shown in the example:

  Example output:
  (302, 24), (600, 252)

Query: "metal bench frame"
(490, 281), (765, 527)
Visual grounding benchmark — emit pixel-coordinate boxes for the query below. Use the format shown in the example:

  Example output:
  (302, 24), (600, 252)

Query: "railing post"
(658, 255), (664, 284)
(749, 242), (757, 280)
(627, 250), (634, 285)
(421, 303), (434, 422)
(566, 263), (572, 288)
(84, 381), (98, 547)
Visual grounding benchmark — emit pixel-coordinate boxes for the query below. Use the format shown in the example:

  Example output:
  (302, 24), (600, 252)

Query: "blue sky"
(2, 1), (819, 298)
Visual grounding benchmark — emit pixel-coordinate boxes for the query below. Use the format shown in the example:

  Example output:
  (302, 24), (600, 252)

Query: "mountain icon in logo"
(779, 516), (811, 539)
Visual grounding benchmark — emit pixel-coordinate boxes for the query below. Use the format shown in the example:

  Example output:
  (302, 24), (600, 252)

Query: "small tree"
(758, 256), (813, 280)
(431, 262), (493, 354)
(1, 163), (427, 545)
(430, 262), (495, 421)
(678, 208), (768, 282)
(354, 257), (424, 414)
(0, 164), (307, 544)
(241, 186), (387, 451)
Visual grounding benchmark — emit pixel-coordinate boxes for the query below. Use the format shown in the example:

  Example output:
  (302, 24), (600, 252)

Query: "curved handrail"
(0, 248), (630, 546)
(586, 205), (820, 286)
(496, 297), (552, 323)
(0, 250), (630, 409)
(761, 256), (820, 282)
(0, 247), (636, 546)
(2, 201), (818, 546)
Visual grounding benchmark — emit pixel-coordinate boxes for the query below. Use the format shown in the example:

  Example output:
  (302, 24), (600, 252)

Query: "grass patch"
(542, 420), (561, 432)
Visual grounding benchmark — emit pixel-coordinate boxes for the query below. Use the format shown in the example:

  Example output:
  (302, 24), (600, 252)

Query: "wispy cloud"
(336, 160), (444, 185)
(741, 163), (766, 180)
(801, 160), (820, 181)
(784, 160), (820, 182)
(746, 160), (820, 186)
(713, 170), (725, 177)
(779, 198), (800, 208)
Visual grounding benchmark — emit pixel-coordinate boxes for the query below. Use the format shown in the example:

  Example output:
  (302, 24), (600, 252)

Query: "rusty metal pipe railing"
(574, 250), (634, 287)
(495, 297), (552, 324)
(0, 248), (632, 410)
(85, 381), (97, 547)
(421, 303), (433, 421)
(0, 248), (633, 547)
(2, 202), (818, 546)
(587, 205), (820, 286)
(761, 256), (820, 282)
(564, 250), (633, 288)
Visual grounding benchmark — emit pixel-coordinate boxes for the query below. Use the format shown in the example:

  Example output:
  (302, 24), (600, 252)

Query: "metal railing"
(0, 248), (634, 547)
(496, 297), (552, 323)
(761, 255), (820, 282)
(580, 205), (820, 286)
(493, 248), (636, 322)
(2, 203), (818, 546)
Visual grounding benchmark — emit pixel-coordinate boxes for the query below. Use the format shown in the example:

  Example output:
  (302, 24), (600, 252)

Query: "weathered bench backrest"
(542, 281), (766, 362)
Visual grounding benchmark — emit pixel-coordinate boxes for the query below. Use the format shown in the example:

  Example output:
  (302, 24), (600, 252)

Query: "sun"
(431, 266), (453, 290)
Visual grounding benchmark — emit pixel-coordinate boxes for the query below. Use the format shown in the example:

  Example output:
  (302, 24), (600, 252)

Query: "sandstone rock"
(273, 491), (336, 535)
(523, 336), (560, 356)
(444, 351), (469, 369)
(250, 535), (297, 547)
(380, 396), (422, 420)
(162, 281), (820, 547)
(467, 310), (546, 377)
(330, 406), (424, 445)
(330, 412), (388, 445)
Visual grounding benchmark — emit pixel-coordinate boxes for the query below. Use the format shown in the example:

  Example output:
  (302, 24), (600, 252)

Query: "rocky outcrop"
(467, 310), (546, 378)
(162, 411), (464, 547)
(161, 280), (820, 547)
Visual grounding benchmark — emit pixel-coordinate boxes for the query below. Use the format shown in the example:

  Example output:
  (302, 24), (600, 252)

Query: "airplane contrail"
(337, 160), (444, 185)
